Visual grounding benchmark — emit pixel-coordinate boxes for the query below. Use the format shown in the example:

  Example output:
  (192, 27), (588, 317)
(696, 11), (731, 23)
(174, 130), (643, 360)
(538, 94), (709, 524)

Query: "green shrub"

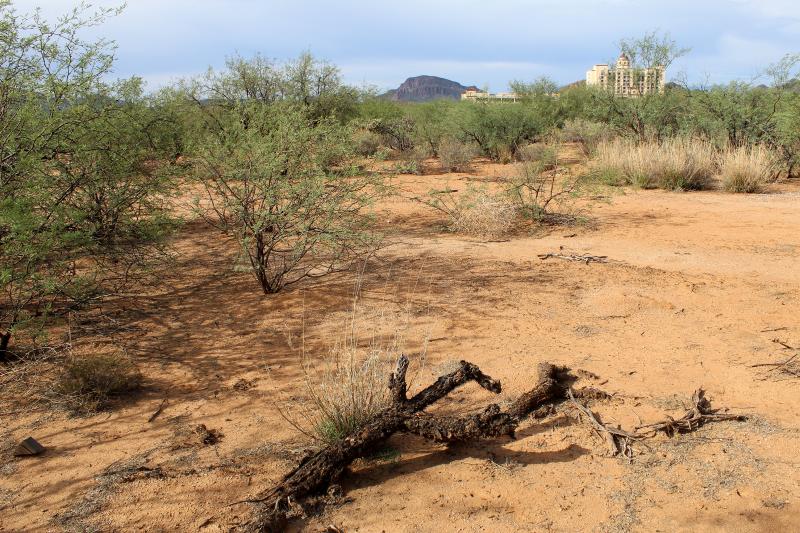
(395, 147), (427, 175)
(560, 119), (612, 156)
(449, 102), (546, 162)
(438, 138), (476, 172)
(518, 143), (558, 169)
(353, 129), (381, 157)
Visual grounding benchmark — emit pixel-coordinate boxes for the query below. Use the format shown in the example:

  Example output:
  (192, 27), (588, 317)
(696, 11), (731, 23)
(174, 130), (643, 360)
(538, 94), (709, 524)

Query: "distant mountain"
(383, 75), (477, 102)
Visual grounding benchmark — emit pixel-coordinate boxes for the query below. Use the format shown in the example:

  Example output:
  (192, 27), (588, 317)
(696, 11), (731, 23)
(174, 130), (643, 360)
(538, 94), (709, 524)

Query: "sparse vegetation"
(52, 353), (142, 414)
(719, 144), (779, 193)
(279, 292), (428, 446)
(2, 4), (800, 531)
(438, 137), (476, 172)
(590, 138), (716, 190)
(505, 155), (582, 223)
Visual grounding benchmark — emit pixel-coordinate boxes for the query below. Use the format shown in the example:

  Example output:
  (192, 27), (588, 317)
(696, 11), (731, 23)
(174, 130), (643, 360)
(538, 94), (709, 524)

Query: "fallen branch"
(538, 253), (608, 264)
(147, 399), (167, 423)
(568, 389), (640, 458)
(772, 338), (797, 351)
(244, 358), (577, 531)
(634, 389), (746, 437)
(568, 388), (745, 458)
(245, 362), (744, 531)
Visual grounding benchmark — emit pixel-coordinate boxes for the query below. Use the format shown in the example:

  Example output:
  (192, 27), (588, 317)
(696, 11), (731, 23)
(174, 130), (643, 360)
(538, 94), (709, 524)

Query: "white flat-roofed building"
(461, 89), (519, 102)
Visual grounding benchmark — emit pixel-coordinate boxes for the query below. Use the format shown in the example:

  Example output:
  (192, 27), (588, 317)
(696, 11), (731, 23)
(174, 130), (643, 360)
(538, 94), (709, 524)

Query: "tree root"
(634, 388), (746, 437)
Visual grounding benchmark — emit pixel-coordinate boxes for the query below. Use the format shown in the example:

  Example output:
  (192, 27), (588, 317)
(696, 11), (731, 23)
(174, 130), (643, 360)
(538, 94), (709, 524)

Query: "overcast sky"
(11, 0), (800, 91)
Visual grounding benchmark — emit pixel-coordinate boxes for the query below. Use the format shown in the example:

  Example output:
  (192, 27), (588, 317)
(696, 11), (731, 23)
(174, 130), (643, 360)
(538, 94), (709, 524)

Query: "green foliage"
(193, 52), (360, 123)
(559, 118), (612, 156)
(190, 99), (382, 294)
(407, 100), (456, 156)
(0, 3), (179, 358)
(449, 101), (548, 162)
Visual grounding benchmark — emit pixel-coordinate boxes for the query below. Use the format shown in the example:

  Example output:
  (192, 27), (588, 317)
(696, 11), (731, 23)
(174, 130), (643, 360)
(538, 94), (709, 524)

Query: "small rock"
(194, 424), (223, 446)
(14, 437), (45, 457)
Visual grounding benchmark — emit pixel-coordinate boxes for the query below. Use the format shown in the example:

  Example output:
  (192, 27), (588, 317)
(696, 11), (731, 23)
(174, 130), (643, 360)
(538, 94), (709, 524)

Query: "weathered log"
(244, 358), (576, 531)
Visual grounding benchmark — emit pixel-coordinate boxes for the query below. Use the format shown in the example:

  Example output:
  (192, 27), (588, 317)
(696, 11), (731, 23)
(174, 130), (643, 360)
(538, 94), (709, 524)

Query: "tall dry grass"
(591, 138), (781, 193)
(278, 278), (430, 446)
(591, 138), (716, 190)
(718, 144), (778, 193)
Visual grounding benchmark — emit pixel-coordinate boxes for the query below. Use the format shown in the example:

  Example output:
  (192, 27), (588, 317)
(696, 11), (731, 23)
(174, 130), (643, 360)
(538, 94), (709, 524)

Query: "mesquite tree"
(190, 101), (381, 294)
(0, 3), (180, 360)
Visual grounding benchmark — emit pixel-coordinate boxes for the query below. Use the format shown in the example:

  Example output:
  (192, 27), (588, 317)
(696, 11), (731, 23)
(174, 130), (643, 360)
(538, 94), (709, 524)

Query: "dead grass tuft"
(438, 137), (476, 173)
(591, 138), (716, 191)
(278, 282), (430, 447)
(718, 144), (779, 193)
(52, 352), (143, 414)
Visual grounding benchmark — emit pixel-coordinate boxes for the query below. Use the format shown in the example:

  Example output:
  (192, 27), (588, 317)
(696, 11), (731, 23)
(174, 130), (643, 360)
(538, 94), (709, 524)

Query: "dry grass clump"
(53, 353), (142, 414)
(450, 188), (516, 238)
(353, 129), (381, 157)
(300, 348), (393, 445)
(394, 147), (427, 175)
(518, 143), (558, 170)
(591, 139), (716, 190)
(0, 345), (142, 415)
(718, 144), (778, 193)
(280, 288), (430, 446)
(438, 137), (476, 172)
(425, 185), (516, 239)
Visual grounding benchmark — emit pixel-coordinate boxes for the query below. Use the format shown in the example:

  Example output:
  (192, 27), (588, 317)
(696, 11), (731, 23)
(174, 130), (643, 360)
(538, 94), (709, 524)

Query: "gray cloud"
(12, 0), (799, 90)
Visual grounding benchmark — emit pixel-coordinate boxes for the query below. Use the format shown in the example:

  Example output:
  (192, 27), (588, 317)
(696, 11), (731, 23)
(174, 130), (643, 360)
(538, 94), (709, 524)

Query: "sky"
(10, 0), (800, 92)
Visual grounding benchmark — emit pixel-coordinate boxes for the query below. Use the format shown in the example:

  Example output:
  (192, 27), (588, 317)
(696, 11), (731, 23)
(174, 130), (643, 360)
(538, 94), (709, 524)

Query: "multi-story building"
(461, 89), (519, 102)
(586, 54), (664, 97)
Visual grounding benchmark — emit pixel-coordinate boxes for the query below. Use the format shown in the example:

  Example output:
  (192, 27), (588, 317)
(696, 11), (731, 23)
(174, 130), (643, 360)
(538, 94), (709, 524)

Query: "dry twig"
(634, 389), (746, 437)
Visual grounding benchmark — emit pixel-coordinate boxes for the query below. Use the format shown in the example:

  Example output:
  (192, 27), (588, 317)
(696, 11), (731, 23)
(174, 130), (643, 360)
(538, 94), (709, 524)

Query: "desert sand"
(2, 153), (799, 532)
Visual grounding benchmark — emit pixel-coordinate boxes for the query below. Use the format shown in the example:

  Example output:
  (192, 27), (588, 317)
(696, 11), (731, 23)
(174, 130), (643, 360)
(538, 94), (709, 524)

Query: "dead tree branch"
(634, 389), (747, 437)
(244, 358), (577, 531)
(538, 253), (609, 264)
(568, 389), (640, 458)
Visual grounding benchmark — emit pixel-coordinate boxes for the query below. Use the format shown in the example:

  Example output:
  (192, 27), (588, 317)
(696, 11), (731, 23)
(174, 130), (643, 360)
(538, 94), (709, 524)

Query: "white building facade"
(586, 54), (665, 97)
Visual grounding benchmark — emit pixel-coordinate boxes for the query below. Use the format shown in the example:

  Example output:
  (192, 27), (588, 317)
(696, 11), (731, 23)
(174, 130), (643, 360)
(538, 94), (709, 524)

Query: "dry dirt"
(2, 155), (800, 532)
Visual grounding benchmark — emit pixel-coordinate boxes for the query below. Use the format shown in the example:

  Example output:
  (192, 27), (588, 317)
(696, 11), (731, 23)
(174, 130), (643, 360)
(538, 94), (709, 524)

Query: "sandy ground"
(2, 156), (800, 532)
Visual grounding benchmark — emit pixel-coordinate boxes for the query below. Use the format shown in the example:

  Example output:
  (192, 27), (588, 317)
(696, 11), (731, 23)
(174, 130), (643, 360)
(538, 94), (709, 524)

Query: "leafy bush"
(719, 145), (779, 193)
(353, 129), (381, 157)
(518, 143), (558, 170)
(0, 4), (180, 360)
(394, 147), (427, 175)
(191, 101), (382, 294)
(54, 353), (143, 413)
(559, 119), (613, 156)
(438, 137), (476, 172)
(449, 102), (546, 162)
